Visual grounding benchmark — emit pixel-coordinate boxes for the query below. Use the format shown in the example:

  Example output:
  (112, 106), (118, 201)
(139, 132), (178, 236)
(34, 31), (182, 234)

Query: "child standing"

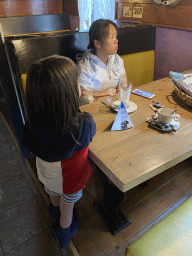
(22, 55), (96, 248)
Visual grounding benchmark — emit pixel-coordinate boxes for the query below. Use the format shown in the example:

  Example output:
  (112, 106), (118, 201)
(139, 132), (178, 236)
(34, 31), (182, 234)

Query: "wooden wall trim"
(63, 0), (79, 16)
(117, 20), (192, 32)
(116, 0), (153, 3)
(116, 0), (192, 5)
(0, 0), (63, 17)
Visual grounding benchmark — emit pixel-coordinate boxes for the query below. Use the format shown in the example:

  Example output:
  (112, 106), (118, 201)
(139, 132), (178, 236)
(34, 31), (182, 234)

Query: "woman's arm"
(120, 74), (128, 85)
(80, 87), (94, 105)
(78, 60), (95, 105)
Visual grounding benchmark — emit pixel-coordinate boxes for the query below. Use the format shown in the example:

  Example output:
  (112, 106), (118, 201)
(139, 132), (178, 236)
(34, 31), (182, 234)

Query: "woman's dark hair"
(25, 55), (82, 138)
(88, 19), (117, 50)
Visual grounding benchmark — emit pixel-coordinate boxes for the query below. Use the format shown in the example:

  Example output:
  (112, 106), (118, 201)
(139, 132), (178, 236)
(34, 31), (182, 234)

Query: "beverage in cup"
(118, 81), (132, 108)
(157, 107), (180, 124)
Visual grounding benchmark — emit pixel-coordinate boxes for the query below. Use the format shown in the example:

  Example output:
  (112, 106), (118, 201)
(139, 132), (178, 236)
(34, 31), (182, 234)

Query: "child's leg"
(49, 194), (75, 228)
(50, 195), (60, 206)
(52, 191), (82, 248)
(59, 200), (74, 228)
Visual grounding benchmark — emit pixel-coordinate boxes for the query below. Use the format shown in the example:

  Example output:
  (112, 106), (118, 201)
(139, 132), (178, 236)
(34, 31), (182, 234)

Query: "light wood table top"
(80, 75), (192, 192)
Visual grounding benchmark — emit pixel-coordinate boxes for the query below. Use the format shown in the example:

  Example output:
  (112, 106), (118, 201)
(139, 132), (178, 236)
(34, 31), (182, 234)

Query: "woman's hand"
(94, 88), (117, 99)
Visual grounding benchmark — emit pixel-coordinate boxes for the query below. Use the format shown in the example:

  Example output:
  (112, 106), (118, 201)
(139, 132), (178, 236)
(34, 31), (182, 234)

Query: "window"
(78, 0), (116, 32)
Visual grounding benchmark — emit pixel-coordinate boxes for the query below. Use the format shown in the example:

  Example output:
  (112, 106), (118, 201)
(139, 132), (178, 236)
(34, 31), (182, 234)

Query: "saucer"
(111, 101), (137, 113)
(149, 117), (180, 132)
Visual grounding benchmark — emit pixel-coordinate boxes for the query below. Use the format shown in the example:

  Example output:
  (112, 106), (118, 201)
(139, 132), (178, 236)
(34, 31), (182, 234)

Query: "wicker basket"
(174, 86), (192, 107)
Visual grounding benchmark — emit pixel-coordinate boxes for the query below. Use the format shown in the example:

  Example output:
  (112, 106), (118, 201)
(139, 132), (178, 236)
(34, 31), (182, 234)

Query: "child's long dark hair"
(25, 55), (83, 139)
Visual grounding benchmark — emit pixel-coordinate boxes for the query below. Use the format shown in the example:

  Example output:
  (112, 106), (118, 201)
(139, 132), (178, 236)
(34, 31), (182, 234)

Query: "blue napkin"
(111, 102), (134, 131)
(169, 71), (184, 81)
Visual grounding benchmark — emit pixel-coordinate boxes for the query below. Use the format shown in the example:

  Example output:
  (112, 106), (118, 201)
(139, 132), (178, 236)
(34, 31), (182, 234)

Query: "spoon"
(170, 124), (176, 132)
(101, 101), (116, 112)
(170, 109), (177, 115)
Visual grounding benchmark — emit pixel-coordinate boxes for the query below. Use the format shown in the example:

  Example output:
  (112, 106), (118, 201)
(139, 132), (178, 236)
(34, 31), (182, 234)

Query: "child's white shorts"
(44, 185), (82, 204)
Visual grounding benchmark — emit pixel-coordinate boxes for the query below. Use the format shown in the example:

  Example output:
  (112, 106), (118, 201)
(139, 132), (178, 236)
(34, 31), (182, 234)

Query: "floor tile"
(0, 174), (34, 213)
(0, 197), (49, 253)
(0, 141), (14, 159)
(0, 239), (4, 255)
(4, 229), (66, 256)
(0, 130), (7, 142)
(21, 161), (40, 197)
(35, 194), (55, 227)
(0, 156), (22, 183)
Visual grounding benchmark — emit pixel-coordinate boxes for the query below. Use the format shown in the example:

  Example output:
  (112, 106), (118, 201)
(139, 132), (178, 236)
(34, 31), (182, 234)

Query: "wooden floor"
(72, 158), (192, 256)
(12, 147), (192, 256)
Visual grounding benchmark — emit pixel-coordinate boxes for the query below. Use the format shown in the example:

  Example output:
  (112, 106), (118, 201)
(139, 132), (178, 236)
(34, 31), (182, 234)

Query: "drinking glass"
(118, 81), (132, 109)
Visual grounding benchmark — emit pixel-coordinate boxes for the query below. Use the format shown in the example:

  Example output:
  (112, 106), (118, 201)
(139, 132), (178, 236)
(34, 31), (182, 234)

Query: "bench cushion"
(121, 50), (155, 87)
(21, 74), (27, 93)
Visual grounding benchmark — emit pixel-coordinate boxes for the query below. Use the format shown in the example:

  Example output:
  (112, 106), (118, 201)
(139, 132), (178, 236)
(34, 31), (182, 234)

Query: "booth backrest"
(5, 25), (155, 91)
(117, 25), (155, 87)
(5, 31), (89, 96)
(6, 31), (89, 74)
(0, 13), (70, 36)
(121, 50), (155, 87)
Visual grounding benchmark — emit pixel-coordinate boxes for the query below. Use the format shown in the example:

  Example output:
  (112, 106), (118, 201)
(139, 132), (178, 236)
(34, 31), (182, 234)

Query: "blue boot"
(54, 219), (78, 248)
(54, 226), (72, 248)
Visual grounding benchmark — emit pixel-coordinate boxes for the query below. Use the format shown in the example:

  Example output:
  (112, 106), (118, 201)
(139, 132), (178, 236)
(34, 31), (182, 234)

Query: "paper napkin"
(111, 102), (134, 131)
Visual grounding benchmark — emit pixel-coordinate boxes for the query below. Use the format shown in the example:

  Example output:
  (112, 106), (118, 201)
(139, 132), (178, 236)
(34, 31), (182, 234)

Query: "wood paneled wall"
(63, 0), (80, 30)
(63, 0), (79, 16)
(0, 0), (63, 17)
(115, 0), (192, 30)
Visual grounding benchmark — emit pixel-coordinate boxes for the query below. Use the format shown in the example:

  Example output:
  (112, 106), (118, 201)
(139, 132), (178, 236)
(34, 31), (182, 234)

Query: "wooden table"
(80, 75), (192, 235)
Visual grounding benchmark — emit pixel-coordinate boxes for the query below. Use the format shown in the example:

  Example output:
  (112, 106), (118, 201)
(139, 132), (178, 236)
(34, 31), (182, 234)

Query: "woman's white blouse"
(77, 51), (126, 104)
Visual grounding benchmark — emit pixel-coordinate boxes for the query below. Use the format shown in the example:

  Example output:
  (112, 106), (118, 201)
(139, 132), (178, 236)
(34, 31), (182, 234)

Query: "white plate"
(111, 101), (137, 113)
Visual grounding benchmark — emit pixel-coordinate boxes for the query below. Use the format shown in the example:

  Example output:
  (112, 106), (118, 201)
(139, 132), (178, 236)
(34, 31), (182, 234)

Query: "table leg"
(93, 171), (131, 235)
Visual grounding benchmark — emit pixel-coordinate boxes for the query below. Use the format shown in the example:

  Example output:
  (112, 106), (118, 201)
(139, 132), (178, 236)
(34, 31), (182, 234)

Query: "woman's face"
(100, 24), (118, 56)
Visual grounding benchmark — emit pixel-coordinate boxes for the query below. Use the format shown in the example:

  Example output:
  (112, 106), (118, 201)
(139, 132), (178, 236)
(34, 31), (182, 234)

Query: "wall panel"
(63, 0), (79, 16)
(116, 0), (192, 30)
(0, 0), (63, 17)
(154, 27), (192, 80)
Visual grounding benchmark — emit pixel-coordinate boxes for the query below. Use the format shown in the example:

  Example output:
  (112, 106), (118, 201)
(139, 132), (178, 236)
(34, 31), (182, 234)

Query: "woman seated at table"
(76, 19), (127, 105)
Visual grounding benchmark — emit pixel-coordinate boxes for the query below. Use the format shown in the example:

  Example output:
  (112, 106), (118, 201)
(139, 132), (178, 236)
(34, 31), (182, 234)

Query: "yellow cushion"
(21, 74), (27, 93)
(121, 50), (155, 87)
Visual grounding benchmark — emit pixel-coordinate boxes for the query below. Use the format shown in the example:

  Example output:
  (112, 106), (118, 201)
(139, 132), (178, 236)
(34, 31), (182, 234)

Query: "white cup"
(118, 81), (132, 108)
(157, 107), (180, 124)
